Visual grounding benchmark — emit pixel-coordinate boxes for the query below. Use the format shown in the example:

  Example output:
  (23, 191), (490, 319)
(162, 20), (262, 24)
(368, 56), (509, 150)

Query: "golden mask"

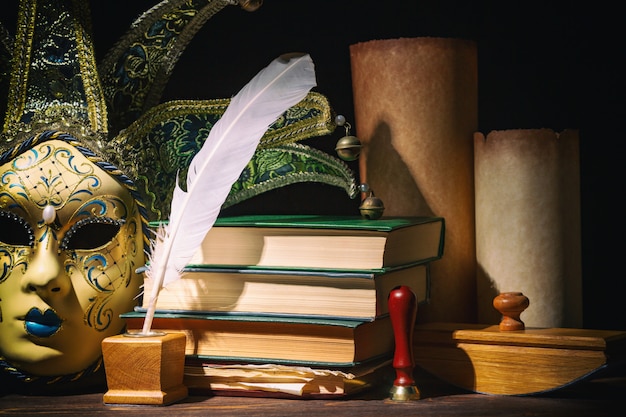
(0, 137), (144, 376)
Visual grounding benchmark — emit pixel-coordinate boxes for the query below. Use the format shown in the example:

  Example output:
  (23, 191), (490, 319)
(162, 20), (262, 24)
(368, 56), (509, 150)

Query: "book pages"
(184, 360), (390, 396)
(350, 37), (478, 322)
(474, 129), (582, 328)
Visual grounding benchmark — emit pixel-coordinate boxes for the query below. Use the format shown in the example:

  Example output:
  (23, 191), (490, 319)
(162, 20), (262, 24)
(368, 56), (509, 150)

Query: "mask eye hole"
(0, 211), (35, 247)
(61, 217), (125, 251)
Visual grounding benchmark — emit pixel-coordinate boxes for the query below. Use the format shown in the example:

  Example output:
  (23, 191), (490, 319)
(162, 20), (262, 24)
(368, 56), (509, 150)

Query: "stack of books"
(122, 214), (445, 398)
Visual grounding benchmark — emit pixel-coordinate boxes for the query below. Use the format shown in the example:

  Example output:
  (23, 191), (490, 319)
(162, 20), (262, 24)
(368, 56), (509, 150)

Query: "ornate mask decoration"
(0, 0), (357, 393)
(0, 136), (145, 377)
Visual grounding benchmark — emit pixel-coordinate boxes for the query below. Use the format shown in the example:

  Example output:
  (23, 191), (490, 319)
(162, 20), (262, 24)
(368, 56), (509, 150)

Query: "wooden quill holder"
(102, 332), (188, 406)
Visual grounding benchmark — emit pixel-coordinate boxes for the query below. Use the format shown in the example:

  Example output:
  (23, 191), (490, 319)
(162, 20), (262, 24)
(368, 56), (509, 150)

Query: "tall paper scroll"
(474, 129), (582, 328)
(350, 37), (478, 322)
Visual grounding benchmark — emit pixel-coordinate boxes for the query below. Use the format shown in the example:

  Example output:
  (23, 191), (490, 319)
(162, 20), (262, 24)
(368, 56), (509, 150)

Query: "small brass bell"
(239, 0), (263, 12)
(359, 184), (384, 220)
(335, 135), (361, 161)
(334, 115), (361, 161)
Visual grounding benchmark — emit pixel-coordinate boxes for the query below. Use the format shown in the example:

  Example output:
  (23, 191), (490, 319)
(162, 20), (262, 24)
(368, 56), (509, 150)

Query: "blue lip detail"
(25, 308), (62, 337)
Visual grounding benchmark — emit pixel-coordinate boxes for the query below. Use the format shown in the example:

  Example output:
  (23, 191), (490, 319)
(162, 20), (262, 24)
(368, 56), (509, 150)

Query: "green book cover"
(149, 213), (444, 272)
(122, 309), (378, 328)
(139, 262), (430, 321)
(180, 260), (429, 277)
(215, 214), (443, 231)
(151, 214), (444, 232)
(121, 309), (396, 364)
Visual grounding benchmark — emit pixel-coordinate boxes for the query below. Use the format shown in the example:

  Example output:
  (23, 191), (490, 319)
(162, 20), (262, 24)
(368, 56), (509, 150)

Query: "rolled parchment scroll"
(350, 37), (478, 322)
(474, 129), (582, 328)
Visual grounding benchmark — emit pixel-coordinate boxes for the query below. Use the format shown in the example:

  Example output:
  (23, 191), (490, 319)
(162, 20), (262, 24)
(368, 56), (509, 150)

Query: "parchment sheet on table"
(474, 129), (582, 328)
(350, 37), (478, 322)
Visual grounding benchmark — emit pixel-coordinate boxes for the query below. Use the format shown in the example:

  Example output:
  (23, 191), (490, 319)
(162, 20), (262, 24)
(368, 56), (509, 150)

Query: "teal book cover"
(138, 262), (430, 320)
(151, 214), (445, 271)
(121, 310), (395, 364)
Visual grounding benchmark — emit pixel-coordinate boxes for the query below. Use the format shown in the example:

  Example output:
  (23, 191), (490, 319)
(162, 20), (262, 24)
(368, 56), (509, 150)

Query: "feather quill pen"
(141, 53), (317, 334)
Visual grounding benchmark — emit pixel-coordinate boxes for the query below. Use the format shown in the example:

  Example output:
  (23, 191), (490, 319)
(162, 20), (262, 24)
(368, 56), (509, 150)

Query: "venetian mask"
(0, 0), (357, 392)
(0, 137), (144, 376)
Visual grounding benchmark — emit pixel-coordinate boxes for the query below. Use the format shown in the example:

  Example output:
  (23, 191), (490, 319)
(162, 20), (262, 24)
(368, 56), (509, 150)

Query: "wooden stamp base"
(102, 331), (188, 406)
(413, 323), (626, 395)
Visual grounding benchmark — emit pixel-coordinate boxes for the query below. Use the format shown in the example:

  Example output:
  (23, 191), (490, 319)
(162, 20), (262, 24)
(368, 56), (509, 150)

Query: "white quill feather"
(142, 53), (317, 333)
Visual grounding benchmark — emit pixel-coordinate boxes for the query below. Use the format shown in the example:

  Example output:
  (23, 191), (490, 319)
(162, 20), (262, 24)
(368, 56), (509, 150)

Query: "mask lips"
(24, 308), (62, 337)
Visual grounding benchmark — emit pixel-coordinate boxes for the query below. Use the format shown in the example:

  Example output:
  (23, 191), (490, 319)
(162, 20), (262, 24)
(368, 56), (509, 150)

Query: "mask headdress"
(2, 0), (104, 139)
(98, 0), (357, 221)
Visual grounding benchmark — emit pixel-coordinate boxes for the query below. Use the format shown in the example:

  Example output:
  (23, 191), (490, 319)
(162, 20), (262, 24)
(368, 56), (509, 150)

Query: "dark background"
(2, 1), (624, 330)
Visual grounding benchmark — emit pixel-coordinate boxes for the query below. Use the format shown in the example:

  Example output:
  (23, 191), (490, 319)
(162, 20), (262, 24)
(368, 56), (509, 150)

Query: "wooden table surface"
(1, 368), (624, 417)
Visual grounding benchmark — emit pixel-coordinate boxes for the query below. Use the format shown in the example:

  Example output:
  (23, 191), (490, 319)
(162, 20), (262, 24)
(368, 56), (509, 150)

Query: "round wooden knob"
(493, 292), (529, 331)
